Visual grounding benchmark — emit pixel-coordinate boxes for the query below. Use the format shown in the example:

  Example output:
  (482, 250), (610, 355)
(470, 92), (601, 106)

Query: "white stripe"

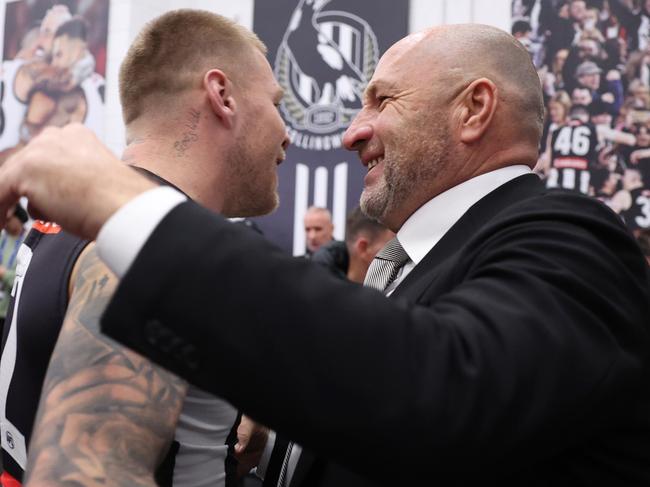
(313, 166), (328, 208)
(298, 74), (314, 104)
(319, 22), (334, 42)
(293, 164), (310, 256)
(332, 163), (348, 241)
(338, 25), (354, 64)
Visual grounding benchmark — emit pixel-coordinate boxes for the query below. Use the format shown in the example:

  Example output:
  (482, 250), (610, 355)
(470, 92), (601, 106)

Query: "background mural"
(0, 0), (109, 165)
(512, 0), (650, 237)
(252, 0), (409, 254)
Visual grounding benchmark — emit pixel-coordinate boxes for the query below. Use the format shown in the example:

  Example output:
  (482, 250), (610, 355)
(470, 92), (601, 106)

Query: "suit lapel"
(391, 174), (544, 301)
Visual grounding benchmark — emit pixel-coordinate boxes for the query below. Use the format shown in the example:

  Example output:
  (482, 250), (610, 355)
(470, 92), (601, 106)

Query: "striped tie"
(277, 441), (294, 487)
(363, 237), (410, 292)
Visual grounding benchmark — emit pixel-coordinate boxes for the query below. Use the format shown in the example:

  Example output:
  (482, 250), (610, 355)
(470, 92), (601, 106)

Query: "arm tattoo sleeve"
(24, 245), (188, 487)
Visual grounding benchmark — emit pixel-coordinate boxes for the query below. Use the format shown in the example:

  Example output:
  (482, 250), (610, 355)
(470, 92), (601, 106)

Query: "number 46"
(554, 126), (591, 156)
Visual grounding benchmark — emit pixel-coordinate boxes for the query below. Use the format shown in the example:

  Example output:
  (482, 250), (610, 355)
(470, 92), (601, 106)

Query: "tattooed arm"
(24, 244), (188, 487)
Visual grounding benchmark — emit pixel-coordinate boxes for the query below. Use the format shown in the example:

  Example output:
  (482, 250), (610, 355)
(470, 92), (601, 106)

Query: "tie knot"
(376, 237), (409, 265)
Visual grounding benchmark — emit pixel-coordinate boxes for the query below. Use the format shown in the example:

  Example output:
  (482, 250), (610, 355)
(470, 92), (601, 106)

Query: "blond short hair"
(119, 9), (266, 124)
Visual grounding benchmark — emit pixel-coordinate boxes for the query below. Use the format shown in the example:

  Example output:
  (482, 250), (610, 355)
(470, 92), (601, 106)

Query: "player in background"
(620, 168), (650, 234)
(546, 104), (599, 193)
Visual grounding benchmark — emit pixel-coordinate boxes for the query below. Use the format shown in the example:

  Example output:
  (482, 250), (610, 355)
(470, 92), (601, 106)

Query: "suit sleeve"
(100, 199), (650, 483)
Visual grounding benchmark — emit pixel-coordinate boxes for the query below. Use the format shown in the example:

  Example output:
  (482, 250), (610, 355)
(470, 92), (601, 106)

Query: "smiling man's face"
(342, 32), (454, 229)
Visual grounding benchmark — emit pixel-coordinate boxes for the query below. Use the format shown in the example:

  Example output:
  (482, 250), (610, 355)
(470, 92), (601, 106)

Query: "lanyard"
(0, 230), (24, 269)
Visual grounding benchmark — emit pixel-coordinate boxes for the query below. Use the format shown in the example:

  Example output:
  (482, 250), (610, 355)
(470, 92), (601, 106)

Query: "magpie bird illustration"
(285, 0), (364, 108)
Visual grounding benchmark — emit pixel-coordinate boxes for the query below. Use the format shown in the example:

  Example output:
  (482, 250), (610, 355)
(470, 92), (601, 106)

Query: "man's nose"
(281, 131), (290, 151)
(343, 115), (373, 151)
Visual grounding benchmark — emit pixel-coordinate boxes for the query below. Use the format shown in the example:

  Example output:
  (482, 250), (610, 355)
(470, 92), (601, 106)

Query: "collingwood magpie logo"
(275, 0), (379, 151)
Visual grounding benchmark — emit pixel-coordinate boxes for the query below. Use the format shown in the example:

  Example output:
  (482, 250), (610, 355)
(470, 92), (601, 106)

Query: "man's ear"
(204, 69), (237, 129)
(458, 78), (498, 144)
(354, 236), (369, 258)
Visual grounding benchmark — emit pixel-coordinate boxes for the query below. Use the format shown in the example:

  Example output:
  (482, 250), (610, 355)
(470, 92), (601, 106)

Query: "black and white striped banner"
(252, 0), (409, 255)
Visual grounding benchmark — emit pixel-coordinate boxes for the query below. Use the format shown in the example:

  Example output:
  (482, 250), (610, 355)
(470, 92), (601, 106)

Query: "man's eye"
(377, 96), (390, 108)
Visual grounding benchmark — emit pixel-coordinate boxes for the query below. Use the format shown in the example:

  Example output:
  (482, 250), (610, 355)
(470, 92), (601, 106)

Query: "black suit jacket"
(102, 175), (650, 486)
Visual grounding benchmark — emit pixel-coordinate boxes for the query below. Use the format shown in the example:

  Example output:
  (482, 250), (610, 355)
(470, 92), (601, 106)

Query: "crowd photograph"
(513, 0), (650, 243)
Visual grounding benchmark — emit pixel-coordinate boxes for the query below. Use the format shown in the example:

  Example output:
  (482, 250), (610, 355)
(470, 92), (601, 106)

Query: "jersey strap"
(0, 470), (21, 487)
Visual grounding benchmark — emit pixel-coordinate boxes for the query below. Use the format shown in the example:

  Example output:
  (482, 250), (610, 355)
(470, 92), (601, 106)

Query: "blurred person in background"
(636, 227), (650, 264)
(544, 104), (599, 193)
(311, 207), (394, 283)
(537, 90), (571, 171)
(0, 204), (27, 335)
(343, 208), (394, 284)
(620, 168), (650, 233)
(574, 60), (623, 113)
(303, 206), (334, 257)
(609, 0), (650, 52)
(620, 109), (650, 183)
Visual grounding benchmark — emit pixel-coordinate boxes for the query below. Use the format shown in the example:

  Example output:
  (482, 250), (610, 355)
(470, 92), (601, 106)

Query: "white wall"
(410, 0), (511, 32)
(0, 0), (510, 155)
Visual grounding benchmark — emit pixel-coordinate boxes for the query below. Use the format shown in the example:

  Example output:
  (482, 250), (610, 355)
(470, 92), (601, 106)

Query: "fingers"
(235, 415), (254, 454)
(26, 201), (46, 222)
(0, 123), (155, 240)
(0, 124), (92, 233)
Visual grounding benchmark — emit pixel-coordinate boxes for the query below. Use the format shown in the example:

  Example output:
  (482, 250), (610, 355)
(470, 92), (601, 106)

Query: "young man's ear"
(204, 69), (237, 129)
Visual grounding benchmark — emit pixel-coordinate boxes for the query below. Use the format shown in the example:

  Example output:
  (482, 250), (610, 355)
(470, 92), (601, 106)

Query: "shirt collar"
(397, 165), (532, 265)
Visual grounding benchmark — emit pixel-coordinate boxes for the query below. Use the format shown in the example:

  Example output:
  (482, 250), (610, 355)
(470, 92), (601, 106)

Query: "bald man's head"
(405, 24), (544, 146)
(343, 24), (545, 229)
(304, 207), (334, 254)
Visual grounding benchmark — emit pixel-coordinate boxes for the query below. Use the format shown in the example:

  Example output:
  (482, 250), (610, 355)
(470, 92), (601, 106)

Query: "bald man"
(0, 25), (649, 487)
(303, 206), (334, 256)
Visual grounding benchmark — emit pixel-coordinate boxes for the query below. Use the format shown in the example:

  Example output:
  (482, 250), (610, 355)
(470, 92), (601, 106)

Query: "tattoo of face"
(24, 245), (187, 486)
(174, 108), (201, 157)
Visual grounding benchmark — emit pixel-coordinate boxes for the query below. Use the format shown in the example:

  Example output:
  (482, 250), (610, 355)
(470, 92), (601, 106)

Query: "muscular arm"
(24, 244), (187, 487)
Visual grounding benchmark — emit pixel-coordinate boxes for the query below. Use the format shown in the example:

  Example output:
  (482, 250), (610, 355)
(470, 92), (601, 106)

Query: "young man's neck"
(346, 257), (368, 284)
(121, 134), (226, 213)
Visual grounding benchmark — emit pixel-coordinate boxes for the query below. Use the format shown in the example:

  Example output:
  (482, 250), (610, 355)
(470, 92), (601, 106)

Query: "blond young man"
(0, 10), (287, 487)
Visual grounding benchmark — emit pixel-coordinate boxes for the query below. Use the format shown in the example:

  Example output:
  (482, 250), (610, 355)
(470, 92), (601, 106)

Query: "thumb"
(235, 421), (252, 453)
